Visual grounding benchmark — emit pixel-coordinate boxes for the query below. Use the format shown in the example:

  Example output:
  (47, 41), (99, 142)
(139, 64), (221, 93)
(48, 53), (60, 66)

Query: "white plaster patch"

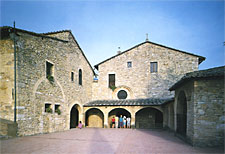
(16, 106), (25, 109)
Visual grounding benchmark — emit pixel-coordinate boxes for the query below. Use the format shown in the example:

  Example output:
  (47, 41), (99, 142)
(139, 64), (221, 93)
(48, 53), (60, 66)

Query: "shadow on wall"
(146, 68), (181, 98)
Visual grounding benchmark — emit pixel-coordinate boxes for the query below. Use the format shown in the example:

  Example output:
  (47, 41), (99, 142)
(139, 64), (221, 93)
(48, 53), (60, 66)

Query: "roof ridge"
(94, 40), (205, 70)
(0, 26), (68, 42)
(40, 30), (72, 35)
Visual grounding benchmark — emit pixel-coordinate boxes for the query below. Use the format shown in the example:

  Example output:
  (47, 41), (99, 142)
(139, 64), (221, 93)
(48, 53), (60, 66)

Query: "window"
(127, 61), (132, 68)
(150, 62), (158, 73)
(55, 104), (61, 115)
(71, 72), (74, 82)
(108, 74), (115, 88)
(45, 104), (52, 113)
(117, 90), (127, 99)
(79, 69), (82, 85)
(46, 61), (54, 78)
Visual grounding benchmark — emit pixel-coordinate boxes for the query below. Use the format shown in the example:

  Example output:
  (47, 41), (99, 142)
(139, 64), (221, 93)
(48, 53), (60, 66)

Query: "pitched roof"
(94, 41), (205, 70)
(169, 66), (225, 91)
(84, 97), (174, 107)
(0, 26), (95, 75)
(0, 26), (68, 42)
(41, 30), (95, 75)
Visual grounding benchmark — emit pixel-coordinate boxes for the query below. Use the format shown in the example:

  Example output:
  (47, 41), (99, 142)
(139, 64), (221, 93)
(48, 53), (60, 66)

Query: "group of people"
(111, 115), (131, 128)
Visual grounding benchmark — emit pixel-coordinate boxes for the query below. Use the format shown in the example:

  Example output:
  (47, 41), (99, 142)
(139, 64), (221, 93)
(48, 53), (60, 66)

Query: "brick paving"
(1, 128), (223, 154)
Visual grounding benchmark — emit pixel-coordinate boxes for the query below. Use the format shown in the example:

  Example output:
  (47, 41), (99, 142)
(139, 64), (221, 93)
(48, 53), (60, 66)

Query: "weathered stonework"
(173, 77), (224, 147)
(0, 28), (94, 136)
(93, 42), (200, 100)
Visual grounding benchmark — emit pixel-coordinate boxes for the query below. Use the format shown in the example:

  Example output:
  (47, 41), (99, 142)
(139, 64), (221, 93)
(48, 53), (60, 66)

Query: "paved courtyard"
(1, 128), (223, 154)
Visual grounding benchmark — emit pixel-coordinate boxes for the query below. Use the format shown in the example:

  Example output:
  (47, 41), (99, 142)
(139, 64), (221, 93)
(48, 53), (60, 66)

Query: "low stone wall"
(0, 118), (17, 138)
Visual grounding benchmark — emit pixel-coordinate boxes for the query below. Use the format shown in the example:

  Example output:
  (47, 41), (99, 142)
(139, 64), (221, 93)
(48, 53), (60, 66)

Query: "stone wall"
(0, 39), (15, 121)
(0, 29), (94, 136)
(93, 42), (199, 100)
(174, 80), (195, 144)
(193, 78), (224, 147)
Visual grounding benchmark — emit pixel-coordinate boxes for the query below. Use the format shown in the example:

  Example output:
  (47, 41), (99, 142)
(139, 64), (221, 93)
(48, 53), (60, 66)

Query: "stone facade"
(92, 41), (201, 100)
(171, 68), (224, 147)
(0, 27), (94, 136)
(1, 26), (223, 148)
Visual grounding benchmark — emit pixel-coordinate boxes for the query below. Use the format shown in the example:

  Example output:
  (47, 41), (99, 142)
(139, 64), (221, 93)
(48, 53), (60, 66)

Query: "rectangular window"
(150, 62), (158, 73)
(71, 72), (74, 82)
(127, 61), (132, 68)
(46, 61), (54, 78)
(45, 103), (52, 113)
(55, 104), (61, 115)
(109, 74), (115, 88)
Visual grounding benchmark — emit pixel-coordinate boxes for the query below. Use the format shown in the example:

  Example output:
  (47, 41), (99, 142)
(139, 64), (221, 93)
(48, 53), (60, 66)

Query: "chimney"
(117, 47), (121, 54)
(146, 33), (149, 42)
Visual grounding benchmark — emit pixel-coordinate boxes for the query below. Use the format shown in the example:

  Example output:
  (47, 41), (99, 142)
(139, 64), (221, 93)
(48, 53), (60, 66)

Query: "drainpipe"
(13, 21), (17, 123)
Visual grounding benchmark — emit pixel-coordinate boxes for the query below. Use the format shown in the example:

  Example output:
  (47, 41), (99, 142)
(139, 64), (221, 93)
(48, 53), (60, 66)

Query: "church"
(0, 26), (224, 147)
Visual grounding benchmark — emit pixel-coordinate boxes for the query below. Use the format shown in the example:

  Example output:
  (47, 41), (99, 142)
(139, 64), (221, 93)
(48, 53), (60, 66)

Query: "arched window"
(79, 69), (82, 85)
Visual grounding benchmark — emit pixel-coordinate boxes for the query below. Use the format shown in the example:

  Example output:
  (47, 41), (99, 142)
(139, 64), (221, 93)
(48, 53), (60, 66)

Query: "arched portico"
(108, 108), (131, 128)
(176, 91), (187, 136)
(135, 107), (163, 129)
(85, 108), (104, 128)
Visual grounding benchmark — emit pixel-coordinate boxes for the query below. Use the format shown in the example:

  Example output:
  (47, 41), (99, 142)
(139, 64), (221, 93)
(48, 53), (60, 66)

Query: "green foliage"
(55, 108), (61, 115)
(46, 107), (52, 113)
(109, 85), (117, 91)
(47, 75), (54, 83)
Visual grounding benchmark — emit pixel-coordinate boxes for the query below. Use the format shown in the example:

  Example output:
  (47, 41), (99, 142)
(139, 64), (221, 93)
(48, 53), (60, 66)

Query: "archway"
(70, 104), (79, 129)
(135, 107), (163, 129)
(108, 108), (131, 128)
(85, 108), (104, 128)
(176, 91), (187, 136)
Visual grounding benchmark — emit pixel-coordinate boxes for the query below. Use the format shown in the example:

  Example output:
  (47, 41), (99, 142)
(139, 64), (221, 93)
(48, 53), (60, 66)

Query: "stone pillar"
(104, 112), (108, 128)
(131, 113), (135, 129)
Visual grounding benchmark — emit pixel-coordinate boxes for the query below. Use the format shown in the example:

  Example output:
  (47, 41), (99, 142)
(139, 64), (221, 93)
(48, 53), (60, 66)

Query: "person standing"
(127, 117), (131, 128)
(115, 116), (119, 128)
(123, 116), (127, 128)
(112, 116), (115, 128)
(119, 115), (123, 128)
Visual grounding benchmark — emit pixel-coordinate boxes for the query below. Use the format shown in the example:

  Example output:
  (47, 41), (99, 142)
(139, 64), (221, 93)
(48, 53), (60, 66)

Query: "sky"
(1, 0), (224, 70)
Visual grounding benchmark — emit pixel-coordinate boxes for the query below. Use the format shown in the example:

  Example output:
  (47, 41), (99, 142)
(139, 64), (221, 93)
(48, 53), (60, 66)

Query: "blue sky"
(1, 0), (224, 70)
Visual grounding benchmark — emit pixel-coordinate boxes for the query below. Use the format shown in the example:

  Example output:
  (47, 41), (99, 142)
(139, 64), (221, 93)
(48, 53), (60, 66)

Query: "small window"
(79, 69), (82, 85)
(109, 74), (115, 88)
(55, 104), (61, 115)
(71, 72), (74, 82)
(46, 61), (54, 78)
(150, 62), (158, 73)
(127, 61), (132, 68)
(117, 90), (127, 99)
(45, 104), (52, 113)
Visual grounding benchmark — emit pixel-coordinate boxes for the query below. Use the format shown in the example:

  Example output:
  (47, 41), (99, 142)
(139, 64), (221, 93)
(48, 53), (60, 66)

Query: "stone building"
(0, 27), (94, 136)
(169, 66), (224, 147)
(0, 26), (224, 147)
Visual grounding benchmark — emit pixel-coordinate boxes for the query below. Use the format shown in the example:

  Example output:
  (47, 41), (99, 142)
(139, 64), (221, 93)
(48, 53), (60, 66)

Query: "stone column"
(131, 113), (136, 129)
(104, 112), (108, 128)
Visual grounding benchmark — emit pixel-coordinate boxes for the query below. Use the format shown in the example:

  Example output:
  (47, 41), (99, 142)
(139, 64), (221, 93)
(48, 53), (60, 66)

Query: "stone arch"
(112, 85), (134, 99)
(108, 108), (131, 128)
(70, 104), (82, 129)
(85, 108), (104, 128)
(135, 107), (163, 129)
(176, 90), (187, 136)
(31, 76), (66, 134)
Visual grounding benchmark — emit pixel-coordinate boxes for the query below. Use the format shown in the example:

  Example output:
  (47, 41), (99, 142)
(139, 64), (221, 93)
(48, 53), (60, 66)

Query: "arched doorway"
(176, 91), (187, 136)
(108, 108), (131, 128)
(85, 108), (104, 128)
(135, 107), (163, 129)
(70, 104), (79, 129)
